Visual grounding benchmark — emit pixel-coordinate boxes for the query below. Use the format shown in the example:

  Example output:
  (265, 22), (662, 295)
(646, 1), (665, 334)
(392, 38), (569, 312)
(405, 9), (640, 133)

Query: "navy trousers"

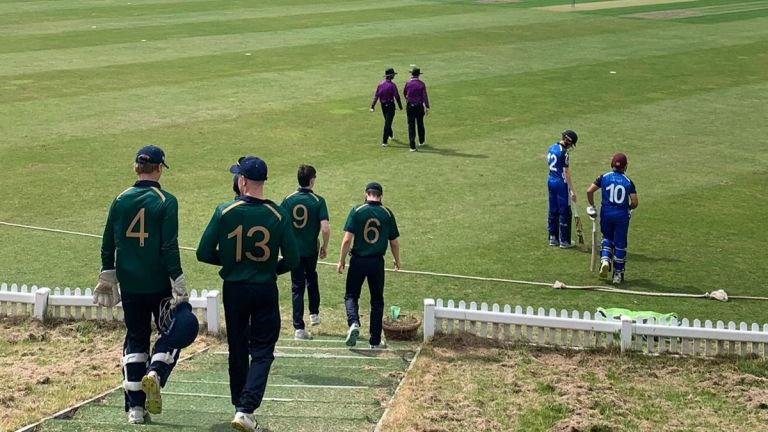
(344, 255), (385, 346)
(406, 103), (426, 149)
(223, 281), (280, 414)
(121, 290), (179, 411)
(381, 102), (396, 145)
(547, 178), (572, 244)
(291, 255), (320, 330)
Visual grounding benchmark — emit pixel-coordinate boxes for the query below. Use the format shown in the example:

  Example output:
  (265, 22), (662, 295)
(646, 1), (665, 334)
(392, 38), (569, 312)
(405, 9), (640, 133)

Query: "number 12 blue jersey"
(594, 172), (637, 211)
(547, 143), (569, 181)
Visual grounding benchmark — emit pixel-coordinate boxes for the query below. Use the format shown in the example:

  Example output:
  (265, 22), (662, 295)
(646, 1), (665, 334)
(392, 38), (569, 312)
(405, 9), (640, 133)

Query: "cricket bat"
(573, 208), (586, 251)
(590, 217), (598, 272)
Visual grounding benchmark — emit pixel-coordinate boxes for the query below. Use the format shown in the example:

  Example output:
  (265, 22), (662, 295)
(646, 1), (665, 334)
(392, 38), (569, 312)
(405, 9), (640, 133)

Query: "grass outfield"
(0, 0), (767, 428)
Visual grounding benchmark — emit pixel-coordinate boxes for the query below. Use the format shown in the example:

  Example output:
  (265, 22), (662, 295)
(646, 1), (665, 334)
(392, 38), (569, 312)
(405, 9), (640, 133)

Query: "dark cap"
(562, 129), (578, 146)
(229, 156), (268, 181)
(136, 145), (169, 168)
(611, 153), (628, 172)
(410, 66), (421, 76)
(384, 68), (397, 77)
(365, 182), (383, 194)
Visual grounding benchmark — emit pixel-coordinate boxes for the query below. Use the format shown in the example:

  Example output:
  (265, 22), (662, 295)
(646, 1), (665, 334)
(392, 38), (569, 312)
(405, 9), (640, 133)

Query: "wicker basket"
(382, 314), (422, 341)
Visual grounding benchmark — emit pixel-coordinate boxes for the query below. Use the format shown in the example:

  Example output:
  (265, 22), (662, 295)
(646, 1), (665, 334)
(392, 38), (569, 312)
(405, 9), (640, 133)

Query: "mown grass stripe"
(0, 0), (434, 36)
(0, 9), (567, 76)
(0, 4), (469, 54)
(1, 19), (765, 149)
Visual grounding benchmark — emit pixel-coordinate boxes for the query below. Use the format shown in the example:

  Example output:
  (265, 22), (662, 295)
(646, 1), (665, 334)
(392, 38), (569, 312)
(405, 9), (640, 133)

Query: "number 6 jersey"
(343, 201), (400, 257)
(100, 180), (183, 294)
(196, 196), (299, 284)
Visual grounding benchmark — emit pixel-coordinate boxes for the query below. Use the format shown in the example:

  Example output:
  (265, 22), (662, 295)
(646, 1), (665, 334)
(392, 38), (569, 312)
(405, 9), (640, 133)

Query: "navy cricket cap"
(365, 182), (383, 194)
(562, 130), (578, 146)
(136, 145), (169, 168)
(229, 156), (268, 181)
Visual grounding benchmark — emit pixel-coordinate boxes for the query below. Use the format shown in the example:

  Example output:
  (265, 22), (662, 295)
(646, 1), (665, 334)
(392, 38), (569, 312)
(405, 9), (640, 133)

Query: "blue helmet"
(158, 299), (199, 349)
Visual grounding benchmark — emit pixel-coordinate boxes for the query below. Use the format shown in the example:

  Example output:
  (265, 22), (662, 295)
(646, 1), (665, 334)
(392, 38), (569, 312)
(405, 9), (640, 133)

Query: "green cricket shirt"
(344, 201), (399, 257)
(280, 187), (329, 257)
(196, 196), (299, 284)
(100, 180), (183, 295)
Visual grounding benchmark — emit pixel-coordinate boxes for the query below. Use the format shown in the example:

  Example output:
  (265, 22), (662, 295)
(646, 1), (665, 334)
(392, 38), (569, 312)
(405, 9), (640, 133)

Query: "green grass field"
(1, 0), (767, 429)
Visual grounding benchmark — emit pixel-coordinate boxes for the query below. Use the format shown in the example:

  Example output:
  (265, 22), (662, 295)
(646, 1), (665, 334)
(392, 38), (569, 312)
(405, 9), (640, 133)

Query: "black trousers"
(223, 281), (280, 414)
(344, 255), (385, 346)
(406, 103), (426, 149)
(380, 102), (396, 144)
(121, 290), (179, 411)
(291, 254), (320, 330)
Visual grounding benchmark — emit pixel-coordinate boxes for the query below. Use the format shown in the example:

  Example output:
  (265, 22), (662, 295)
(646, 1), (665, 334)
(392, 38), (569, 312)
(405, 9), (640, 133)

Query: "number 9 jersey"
(100, 181), (183, 295)
(594, 171), (637, 213)
(196, 196), (299, 284)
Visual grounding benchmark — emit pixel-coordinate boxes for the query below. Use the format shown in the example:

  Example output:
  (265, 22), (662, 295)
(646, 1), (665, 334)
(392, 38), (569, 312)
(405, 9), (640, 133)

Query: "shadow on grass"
(416, 145), (488, 159)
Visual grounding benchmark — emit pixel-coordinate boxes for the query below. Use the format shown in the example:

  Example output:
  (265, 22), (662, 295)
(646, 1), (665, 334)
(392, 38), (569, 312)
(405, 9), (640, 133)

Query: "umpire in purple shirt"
(370, 68), (403, 147)
(403, 67), (430, 151)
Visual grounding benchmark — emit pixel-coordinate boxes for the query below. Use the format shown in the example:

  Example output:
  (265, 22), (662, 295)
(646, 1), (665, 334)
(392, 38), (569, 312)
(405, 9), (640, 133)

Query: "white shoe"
(231, 412), (261, 432)
(612, 271), (624, 285)
(370, 342), (387, 349)
(410, 148), (417, 152)
(128, 407), (148, 424)
(345, 323), (360, 347)
(294, 329), (312, 340)
(381, 142), (388, 147)
(418, 142), (425, 147)
(141, 370), (162, 414)
(599, 260), (610, 279)
(309, 314), (320, 326)
(559, 242), (575, 249)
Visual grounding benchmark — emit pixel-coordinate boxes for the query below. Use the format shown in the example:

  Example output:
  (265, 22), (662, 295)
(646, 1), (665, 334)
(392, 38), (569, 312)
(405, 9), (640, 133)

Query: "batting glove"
(586, 205), (597, 219)
(93, 270), (120, 307)
(171, 274), (188, 304)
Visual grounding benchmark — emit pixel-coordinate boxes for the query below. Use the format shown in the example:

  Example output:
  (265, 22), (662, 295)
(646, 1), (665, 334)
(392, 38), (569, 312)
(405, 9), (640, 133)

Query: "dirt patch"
(379, 335), (768, 431)
(0, 318), (217, 431)
(538, 0), (696, 12)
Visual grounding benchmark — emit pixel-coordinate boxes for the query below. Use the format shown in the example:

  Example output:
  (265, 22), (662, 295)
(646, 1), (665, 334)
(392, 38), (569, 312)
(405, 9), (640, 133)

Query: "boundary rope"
(2, 221), (765, 301)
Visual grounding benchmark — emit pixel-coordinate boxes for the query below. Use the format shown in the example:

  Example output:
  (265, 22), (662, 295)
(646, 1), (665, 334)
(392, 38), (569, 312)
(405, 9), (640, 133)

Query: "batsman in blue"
(586, 153), (639, 284)
(546, 130), (579, 248)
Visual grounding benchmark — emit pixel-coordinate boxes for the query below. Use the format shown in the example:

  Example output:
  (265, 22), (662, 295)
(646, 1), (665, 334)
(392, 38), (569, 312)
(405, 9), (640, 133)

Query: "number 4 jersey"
(196, 196), (299, 284)
(100, 180), (183, 295)
(594, 171), (637, 213)
(344, 201), (399, 257)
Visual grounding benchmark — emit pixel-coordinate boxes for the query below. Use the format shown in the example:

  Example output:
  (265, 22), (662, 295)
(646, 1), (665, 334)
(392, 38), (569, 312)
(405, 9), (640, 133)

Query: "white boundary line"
(213, 351), (399, 360)
(172, 379), (369, 389)
(276, 346), (393, 352)
(374, 346), (421, 432)
(15, 346), (211, 432)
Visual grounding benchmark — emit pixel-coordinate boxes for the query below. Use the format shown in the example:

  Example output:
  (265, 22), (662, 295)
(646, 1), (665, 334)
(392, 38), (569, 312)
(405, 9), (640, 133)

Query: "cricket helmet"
(158, 299), (199, 349)
(611, 153), (628, 172)
(562, 130), (578, 147)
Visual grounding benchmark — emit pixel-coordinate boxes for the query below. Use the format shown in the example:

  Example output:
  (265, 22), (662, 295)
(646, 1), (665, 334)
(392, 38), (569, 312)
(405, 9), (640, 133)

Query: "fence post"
(206, 290), (220, 334)
(33, 288), (50, 322)
(423, 298), (435, 342)
(620, 316), (632, 353)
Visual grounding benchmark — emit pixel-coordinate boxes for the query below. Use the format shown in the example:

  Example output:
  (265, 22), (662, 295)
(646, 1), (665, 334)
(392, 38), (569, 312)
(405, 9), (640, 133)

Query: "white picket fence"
(0, 282), (220, 333)
(423, 298), (768, 358)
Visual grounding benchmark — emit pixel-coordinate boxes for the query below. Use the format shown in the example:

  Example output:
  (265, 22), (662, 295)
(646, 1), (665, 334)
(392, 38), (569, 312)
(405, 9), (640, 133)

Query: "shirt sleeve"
(593, 175), (603, 188)
(318, 198), (329, 222)
(343, 207), (356, 233)
(196, 207), (222, 266)
(403, 81), (409, 99)
(387, 208), (400, 240)
(563, 151), (570, 168)
(100, 200), (117, 271)
(371, 84), (381, 109)
(276, 210), (300, 275)
(628, 180), (637, 194)
(422, 83), (430, 109)
(160, 197), (183, 280)
(394, 84), (402, 108)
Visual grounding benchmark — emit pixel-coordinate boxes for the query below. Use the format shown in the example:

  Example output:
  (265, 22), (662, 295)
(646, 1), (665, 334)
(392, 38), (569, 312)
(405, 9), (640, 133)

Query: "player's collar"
(297, 187), (313, 193)
(134, 180), (161, 188)
(237, 195), (270, 205)
(365, 200), (382, 206)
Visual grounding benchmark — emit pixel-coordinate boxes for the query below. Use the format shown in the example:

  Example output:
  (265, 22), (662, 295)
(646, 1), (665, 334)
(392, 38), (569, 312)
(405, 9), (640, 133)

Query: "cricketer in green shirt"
(196, 196), (300, 283)
(281, 187), (329, 257)
(100, 180), (183, 295)
(343, 200), (400, 257)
